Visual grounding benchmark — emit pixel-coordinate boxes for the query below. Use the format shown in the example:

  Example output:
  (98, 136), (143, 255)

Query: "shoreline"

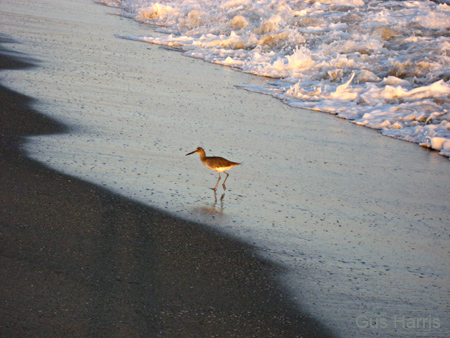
(2, 0), (450, 337)
(0, 35), (333, 337)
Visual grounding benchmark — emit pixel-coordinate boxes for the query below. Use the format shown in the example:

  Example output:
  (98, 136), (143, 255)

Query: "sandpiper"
(186, 147), (241, 190)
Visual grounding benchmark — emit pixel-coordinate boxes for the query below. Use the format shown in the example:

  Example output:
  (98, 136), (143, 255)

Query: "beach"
(0, 27), (331, 338)
(1, 0), (450, 337)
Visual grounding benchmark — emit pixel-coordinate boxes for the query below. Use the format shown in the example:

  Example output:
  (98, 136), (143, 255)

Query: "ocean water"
(89, 1), (449, 337)
(2, 0), (450, 337)
(102, 0), (450, 160)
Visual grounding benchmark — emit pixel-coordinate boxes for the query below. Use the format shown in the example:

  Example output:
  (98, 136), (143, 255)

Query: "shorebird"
(186, 147), (241, 190)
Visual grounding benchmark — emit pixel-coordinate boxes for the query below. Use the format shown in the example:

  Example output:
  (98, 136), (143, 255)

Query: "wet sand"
(0, 16), (334, 338)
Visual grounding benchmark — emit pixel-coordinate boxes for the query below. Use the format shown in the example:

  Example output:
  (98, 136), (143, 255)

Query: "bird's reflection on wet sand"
(193, 190), (226, 215)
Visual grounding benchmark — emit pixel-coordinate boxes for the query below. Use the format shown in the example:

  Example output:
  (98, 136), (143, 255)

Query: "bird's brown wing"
(205, 156), (240, 169)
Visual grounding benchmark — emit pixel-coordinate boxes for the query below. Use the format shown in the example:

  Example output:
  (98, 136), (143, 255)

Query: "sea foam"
(101, 0), (450, 160)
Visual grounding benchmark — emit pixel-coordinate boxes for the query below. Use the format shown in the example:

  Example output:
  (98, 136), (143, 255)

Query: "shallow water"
(103, 0), (450, 160)
(1, 0), (450, 337)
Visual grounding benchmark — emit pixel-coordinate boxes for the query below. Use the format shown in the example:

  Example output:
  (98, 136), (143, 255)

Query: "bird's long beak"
(186, 150), (196, 156)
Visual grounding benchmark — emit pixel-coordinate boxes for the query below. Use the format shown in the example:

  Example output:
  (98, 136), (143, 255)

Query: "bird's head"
(186, 147), (204, 156)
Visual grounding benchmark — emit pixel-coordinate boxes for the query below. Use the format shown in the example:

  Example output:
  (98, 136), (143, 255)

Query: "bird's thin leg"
(222, 172), (230, 190)
(213, 173), (221, 190)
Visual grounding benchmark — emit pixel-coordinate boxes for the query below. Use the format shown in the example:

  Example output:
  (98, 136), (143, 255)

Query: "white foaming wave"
(103, 0), (450, 160)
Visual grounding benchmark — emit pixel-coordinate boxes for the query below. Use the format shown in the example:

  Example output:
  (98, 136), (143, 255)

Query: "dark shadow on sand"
(0, 36), (336, 337)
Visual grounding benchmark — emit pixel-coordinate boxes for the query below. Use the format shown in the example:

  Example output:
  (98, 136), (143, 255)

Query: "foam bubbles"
(107, 0), (450, 160)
